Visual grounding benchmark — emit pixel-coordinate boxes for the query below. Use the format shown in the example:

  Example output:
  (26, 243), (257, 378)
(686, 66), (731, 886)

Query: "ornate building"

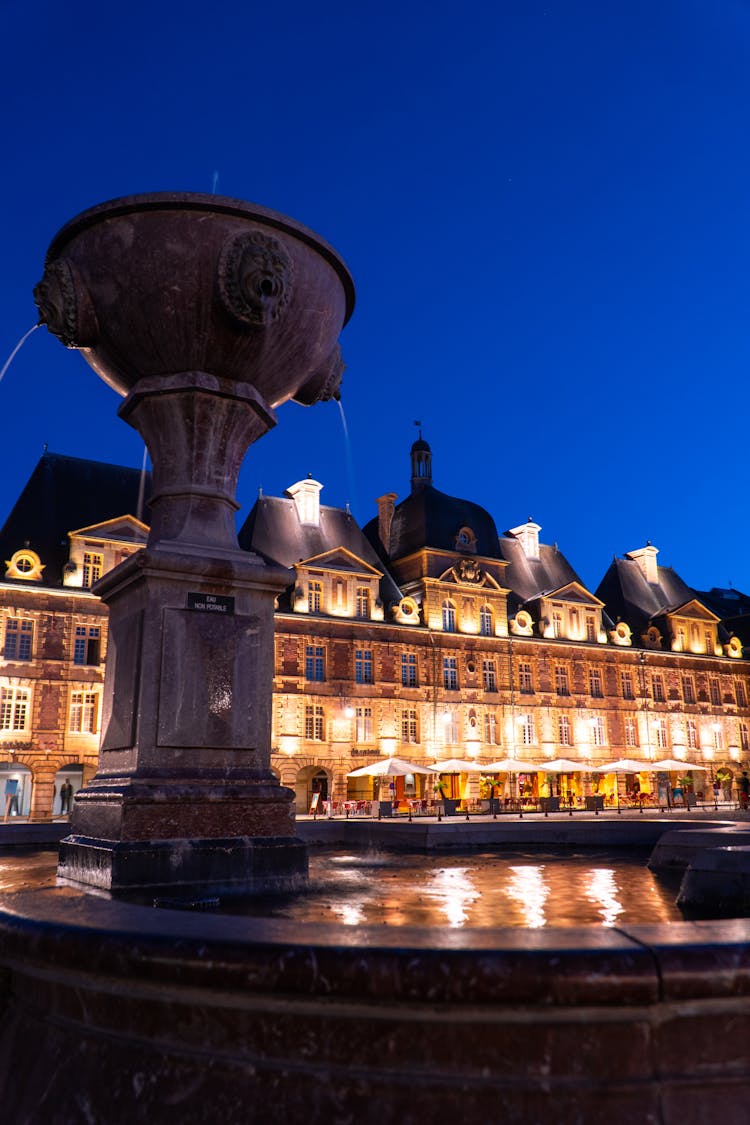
(2, 443), (749, 817)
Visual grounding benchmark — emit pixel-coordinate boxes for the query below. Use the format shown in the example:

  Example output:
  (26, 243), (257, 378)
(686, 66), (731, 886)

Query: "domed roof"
(411, 437), (431, 453)
(385, 484), (501, 559)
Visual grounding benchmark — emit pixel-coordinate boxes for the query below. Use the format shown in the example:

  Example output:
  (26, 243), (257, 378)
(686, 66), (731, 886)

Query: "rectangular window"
(480, 606), (493, 636)
(713, 726), (723, 751)
(482, 660), (497, 692)
(620, 671), (634, 700)
(356, 587), (370, 619)
(443, 656), (458, 690)
(625, 717), (638, 747)
(0, 686), (29, 732)
(652, 674), (665, 703)
(305, 644), (325, 682)
(355, 706), (372, 743)
(686, 718), (698, 749)
(442, 711), (458, 743)
(682, 676), (696, 705)
(709, 678), (721, 706)
(555, 666), (570, 696)
(586, 615), (597, 642)
(82, 552), (103, 588)
(484, 712), (499, 745)
(519, 713), (535, 746)
(518, 662), (534, 694)
(705, 630), (714, 655)
(401, 708), (418, 743)
(73, 626), (100, 666)
(442, 602), (456, 632)
(401, 653), (418, 687)
(3, 619), (33, 661)
(736, 681), (747, 708)
(558, 714), (571, 746)
(304, 704), (324, 740)
(589, 668), (603, 698)
(552, 610), (563, 638)
(308, 580), (322, 613)
(741, 722), (749, 752)
(355, 649), (373, 684)
(591, 716), (606, 746)
(69, 691), (99, 734)
(655, 718), (668, 749)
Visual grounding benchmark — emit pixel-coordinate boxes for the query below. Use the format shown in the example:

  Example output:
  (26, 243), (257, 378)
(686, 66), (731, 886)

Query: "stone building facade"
(2, 445), (749, 817)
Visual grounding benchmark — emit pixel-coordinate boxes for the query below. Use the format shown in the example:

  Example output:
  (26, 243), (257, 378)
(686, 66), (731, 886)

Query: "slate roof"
(496, 534), (586, 610)
(595, 556), (698, 638)
(0, 452), (150, 587)
(364, 484), (503, 562)
(238, 494), (403, 607)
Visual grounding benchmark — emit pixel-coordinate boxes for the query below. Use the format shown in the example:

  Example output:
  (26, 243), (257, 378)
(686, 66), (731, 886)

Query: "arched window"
(480, 605), (493, 636)
(442, 600), (456, 632)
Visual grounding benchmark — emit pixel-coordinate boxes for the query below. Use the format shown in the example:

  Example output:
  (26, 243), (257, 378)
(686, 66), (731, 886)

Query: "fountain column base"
(57, 543), (307, 896)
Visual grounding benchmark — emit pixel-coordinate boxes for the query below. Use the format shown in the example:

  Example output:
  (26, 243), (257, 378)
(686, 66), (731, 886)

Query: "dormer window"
(508, 520), (541, 560)
(454, 526), (477, 554)
(82, 552), (103, 588)
(5, 548), (44, 582)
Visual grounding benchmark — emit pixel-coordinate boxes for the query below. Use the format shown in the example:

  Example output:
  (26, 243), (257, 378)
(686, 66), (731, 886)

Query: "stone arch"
(293, 763), (332, 814)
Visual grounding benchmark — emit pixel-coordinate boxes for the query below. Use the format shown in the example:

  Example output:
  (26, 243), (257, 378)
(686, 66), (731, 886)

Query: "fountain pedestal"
(35, 192), (354, 895)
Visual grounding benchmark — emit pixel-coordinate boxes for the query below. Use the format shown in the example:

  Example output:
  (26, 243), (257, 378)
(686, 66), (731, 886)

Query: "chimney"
(376, 492), (397, 554)
(285, 477), (323, 526)
(627, 543), (659, 585)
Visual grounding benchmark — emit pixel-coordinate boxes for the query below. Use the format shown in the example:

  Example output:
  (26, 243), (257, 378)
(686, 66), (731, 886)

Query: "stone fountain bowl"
(34, 192), (355, 407)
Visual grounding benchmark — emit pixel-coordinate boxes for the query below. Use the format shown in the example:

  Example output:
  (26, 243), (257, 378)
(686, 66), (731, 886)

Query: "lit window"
(652, 675), (665, 703)
(3, 619), (33, 661)
(69, 691), (99, 734)
(620, 671), (634, 700)
(558, 714), (571, 746)
(401, 653), (418, 687)
(304, 704), (324, 740)
(82, 552), (103, 588)
(401, 708), (418, 743)
(552, 610), (563, 638)
(683, 676), (696, 705)
(705, 630), (714, 655)
(356, 587), (370, 618)
(0, 686), (30, 732)
(555, 666), (570, 696)
(686, 719), (698, 749)
(625, 717), (638, 747)
(518, 662), (534, 694)
(713, 726), (723, 751)
(305, 645), (325, 682)
(443, 657), (458, 690)
(586, 615), (597, 642)
(591, 716), (606, 746)
(480, 605), (494, 636)
(741, 722), (749, 752)
(355, 649), (373, 684)
(442, 600), (456, 632)
(73, 626), (100, 666)
(589, 669), (603, 698)
(482, 660), (497, 692)
(519, 714), (535, 745)
(655, 718), (668, 749)
(308, 580), (322, 613)
(355, 706), (373, 743)
(443, 711), (458, 743)
(484, 712), (499, 744)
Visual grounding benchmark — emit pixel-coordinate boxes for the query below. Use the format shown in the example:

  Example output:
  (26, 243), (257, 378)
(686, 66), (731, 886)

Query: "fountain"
(0, 193), (748, 1122)
(32, 192), (354, 895)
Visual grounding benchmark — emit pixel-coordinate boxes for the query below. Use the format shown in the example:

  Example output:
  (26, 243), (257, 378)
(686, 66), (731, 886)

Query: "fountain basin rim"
(44, 191), (356, 325)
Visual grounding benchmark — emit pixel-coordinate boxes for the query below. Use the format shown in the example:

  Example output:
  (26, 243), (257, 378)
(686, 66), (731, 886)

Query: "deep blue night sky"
(2, 1), (749, 593)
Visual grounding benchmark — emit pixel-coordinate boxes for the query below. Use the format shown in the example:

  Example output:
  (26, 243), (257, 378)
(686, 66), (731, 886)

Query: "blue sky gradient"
(2, 1), (749, 592)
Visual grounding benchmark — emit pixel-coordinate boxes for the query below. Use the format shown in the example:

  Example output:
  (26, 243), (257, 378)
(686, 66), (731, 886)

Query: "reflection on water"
(233, 849), (683, 929)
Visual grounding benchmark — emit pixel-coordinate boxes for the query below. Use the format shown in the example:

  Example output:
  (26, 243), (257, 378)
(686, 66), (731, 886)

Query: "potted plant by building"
(716, 767), (732, 801)
(434, 777), (456, 816)
(677, 773), (695, 808)
(478, 775), (493, 814)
